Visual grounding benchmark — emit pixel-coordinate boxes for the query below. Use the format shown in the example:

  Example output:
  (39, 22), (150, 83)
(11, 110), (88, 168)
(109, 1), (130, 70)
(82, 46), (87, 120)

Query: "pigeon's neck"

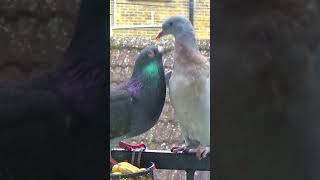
(143, 62), (161, 80)
(132, 61), (162, 82)
(173, 31), (204, 66)
(175, 30), (198, 50)
(128, 62), (164, 97)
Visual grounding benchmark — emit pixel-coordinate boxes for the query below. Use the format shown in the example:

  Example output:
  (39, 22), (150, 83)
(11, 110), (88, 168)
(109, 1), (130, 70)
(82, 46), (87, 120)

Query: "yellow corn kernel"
(112, 171), (122, 175)
(118, 162), (140, 173)
(139, 168), (146, 172)
(111, 164), (120, 173)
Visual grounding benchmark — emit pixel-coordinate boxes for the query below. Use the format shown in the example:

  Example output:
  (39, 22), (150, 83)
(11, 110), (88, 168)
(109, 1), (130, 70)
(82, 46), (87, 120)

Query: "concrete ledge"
(110, 37), (210, 51)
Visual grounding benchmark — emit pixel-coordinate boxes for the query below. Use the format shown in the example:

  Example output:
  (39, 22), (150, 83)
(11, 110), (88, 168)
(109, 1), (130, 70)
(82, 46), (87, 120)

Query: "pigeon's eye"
(147, 50), (155, 58)
(169, 22), (173, 26)
(152, 50), (157, 55)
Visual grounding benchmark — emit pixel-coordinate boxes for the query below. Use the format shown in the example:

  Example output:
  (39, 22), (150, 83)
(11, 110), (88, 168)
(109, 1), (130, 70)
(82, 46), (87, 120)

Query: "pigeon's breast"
(169, 70), (210, 146)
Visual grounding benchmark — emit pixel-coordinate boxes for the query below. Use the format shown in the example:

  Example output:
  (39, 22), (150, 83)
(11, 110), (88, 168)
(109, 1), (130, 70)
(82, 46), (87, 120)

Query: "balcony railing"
(111, 148), (210, 180)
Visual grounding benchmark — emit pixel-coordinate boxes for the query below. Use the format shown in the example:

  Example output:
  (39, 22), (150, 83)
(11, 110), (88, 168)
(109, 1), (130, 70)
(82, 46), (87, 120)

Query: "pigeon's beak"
(156, 31), (164, 41)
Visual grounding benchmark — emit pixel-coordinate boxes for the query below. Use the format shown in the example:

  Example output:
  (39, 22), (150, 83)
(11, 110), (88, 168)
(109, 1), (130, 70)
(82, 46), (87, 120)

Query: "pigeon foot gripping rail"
(118, 141), (147, 151)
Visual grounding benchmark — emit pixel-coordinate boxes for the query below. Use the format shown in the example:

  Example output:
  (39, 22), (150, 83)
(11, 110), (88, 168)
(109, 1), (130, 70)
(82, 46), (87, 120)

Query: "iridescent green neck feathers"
(143, 62), (160, 79)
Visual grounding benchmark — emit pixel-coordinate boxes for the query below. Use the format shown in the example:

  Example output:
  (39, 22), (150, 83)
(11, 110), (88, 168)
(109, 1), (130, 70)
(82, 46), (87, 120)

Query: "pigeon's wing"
(110, 87), (133, 139)
(196, 52), (210, 76)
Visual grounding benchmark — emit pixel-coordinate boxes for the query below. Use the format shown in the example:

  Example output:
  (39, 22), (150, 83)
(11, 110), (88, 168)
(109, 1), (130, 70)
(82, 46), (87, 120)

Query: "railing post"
(186, 169), (195, 180)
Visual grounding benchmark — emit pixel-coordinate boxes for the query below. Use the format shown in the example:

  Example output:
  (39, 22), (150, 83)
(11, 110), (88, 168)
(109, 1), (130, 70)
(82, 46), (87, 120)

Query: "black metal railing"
(111, 148), (210, 180)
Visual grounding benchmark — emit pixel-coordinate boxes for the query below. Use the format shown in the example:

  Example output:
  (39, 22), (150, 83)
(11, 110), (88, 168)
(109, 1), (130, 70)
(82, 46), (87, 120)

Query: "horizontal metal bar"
(111, 148), (210, 171)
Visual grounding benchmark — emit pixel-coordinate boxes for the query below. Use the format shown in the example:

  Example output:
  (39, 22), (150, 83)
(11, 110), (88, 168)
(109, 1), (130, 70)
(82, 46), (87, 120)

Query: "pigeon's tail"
(165, 70), (172, 86)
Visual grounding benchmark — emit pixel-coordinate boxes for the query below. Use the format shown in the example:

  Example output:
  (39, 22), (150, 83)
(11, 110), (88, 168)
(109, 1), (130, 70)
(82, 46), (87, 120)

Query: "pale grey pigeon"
(156, 16), (210, 160)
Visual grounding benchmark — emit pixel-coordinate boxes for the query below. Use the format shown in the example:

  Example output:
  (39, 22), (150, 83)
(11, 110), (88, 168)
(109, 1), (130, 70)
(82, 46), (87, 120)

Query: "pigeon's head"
(132, 45), (164, 78)
(156, 16), (193, 40)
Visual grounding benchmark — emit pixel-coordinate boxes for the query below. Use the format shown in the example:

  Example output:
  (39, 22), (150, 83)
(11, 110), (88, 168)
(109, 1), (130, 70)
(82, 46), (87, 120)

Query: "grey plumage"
(157, 16), (210, 159)
(165, 70), (172, 87)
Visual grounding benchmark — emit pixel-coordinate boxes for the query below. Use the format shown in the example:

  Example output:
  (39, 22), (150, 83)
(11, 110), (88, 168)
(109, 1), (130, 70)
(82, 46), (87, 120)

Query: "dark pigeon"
(0, 0), (107, 179)
(110, 45), (166, 150)
(157, 16), (210, 160)
(214, 0), (320, 180)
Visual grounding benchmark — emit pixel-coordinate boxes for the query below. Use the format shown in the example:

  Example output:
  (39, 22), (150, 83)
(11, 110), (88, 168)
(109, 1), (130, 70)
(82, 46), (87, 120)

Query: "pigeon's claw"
(110, 154), (118, 167)
(195, 146), (210, 160)
(171, 145), (189, 153)
(118, 141), (146, 151)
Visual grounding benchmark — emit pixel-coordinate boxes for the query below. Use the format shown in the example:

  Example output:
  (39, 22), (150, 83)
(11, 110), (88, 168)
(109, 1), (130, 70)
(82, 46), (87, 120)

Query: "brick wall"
(0, 0), (79, 84)
(110, 37), (210, 179)
(194, 0), (210, 39)
(110, 0), (210, 39)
